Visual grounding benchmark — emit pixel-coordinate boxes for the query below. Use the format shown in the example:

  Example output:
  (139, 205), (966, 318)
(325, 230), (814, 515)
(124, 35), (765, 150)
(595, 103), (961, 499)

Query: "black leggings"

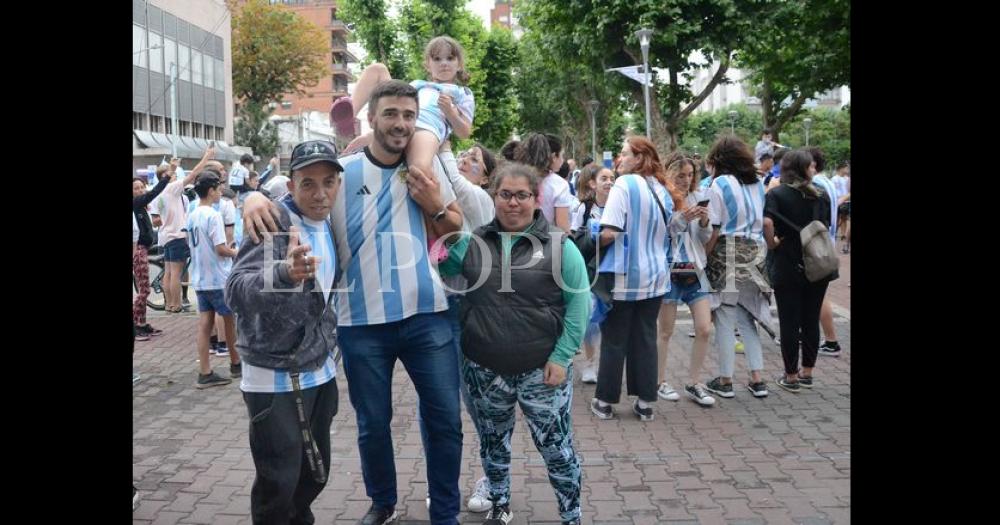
(773, 278), (829, 375)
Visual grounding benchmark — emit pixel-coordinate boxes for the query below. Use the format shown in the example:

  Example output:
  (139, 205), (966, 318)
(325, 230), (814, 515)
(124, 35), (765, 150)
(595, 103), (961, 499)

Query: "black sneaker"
(359, 505), (397, 525)
(685, 384), (716, 406)
(632, 399), (654, 421)
(138, 324), (163, 336)
(484, 504), (513, 525)
(818, 341), (841, 357)
(196, 371), (232, 389)
(776, 377), (800, 393)
(747, 381), (769, 398)
(705, 377), (735, 398)
(230, 362), (242, 379)
(798, 375), (814, 388)
(590, 398), (614, 420)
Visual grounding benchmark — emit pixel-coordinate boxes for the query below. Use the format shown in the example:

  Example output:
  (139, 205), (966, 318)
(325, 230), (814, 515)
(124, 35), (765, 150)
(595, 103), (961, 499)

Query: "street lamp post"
(728, 110), (737, 134)
(635, 28), (653, 139)
(170, 62), (179, 159)
(589, 99), (600, 162)
(803, 117), (813, 146)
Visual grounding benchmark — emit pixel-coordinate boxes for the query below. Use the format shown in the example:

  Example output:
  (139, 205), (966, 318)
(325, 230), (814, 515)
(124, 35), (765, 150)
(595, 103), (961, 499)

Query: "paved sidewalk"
(133, 258), (850, 524)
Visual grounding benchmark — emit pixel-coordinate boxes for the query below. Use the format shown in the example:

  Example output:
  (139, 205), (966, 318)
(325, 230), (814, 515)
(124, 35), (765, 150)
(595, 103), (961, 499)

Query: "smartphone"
(697, 199), (710, 207)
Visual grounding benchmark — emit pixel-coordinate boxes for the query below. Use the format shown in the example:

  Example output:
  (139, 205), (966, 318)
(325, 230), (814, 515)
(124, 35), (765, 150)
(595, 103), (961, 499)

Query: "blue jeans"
(338, 312), (462, 525)
(419, 296), (487, 490)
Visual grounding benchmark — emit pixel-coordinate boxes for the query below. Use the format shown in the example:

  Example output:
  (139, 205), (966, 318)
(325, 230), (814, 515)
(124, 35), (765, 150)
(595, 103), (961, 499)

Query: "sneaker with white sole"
(590, 398), (614, 420)
(483, 504), (512, 525)
(657, 382), (680, 401)
(705, 377), (735, 398)
(580, 361), (598, 384)
(632, 399), (654, 421)
(747, 381), (769, 397)
(685, 384), (716, 406)
(776, 377), (800, 393)
(818, 340), (842, 357)
(467, 476), (492, 513)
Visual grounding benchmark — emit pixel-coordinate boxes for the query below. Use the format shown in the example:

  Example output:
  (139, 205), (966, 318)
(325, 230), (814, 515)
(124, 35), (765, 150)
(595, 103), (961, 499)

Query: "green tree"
(736, 0), (850, 141)
(677, 104), (850, 167)
(516, 0), (759, 152)
(474, 27), (519, 150)
(228, 0), (328, 156)
(338, 0), (410, 78)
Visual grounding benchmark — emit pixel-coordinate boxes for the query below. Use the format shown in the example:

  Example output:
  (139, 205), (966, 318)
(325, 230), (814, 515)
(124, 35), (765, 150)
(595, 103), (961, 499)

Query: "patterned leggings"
(133, 245), (149, 325)
(463, 359), (581, 523)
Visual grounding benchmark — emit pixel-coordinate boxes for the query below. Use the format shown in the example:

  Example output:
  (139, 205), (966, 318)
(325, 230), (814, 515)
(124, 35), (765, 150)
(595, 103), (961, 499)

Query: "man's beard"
(374, 125), (410, 155)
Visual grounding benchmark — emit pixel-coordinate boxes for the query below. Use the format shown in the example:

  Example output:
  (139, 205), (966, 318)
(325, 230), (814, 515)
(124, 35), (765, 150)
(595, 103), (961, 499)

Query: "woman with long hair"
(591, 136), (684, 422)
(763, 149), (835, 392)
(702, 135), (773, 399)
(655, 152), (716, 406)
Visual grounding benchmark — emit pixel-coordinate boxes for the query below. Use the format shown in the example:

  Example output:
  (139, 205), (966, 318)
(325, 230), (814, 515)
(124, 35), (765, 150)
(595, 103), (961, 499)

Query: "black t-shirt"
(764, 184), (832, 286)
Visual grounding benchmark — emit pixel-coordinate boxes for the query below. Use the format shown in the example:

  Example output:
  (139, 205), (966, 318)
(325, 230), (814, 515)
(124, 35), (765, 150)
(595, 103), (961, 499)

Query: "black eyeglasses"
(496, 190), (534, 202)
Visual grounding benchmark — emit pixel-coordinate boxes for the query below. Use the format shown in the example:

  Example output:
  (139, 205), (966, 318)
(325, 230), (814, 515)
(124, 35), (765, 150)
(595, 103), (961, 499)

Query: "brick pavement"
(133, 256), (850, 524)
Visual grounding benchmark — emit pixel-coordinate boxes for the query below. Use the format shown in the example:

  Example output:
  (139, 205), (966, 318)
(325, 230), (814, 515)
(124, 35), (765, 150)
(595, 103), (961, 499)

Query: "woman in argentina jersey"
(655, 153), (718, 407)
(702, 135), (773, 400)
(592, 136), (686, 422)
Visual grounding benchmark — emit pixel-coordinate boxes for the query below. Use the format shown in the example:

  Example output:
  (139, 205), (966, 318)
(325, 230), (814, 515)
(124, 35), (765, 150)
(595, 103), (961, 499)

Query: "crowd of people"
(133, 34), (851, 525)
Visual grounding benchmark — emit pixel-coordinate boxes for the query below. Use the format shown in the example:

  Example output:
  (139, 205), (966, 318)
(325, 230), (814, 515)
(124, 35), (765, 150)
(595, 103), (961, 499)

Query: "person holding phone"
(655, 153), (718, 407)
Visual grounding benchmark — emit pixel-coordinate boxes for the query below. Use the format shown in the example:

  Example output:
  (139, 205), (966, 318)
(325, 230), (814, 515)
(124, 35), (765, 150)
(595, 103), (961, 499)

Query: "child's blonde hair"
(424, 36), (469, 84)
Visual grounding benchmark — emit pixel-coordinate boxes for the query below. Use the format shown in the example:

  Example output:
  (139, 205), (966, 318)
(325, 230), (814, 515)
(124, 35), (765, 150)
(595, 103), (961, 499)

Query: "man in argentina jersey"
(241, 81), (466, 525)
(225, 140), (344, 524)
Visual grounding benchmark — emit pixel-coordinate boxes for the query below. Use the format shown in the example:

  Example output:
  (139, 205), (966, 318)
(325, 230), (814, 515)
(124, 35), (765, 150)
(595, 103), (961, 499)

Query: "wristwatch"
(432, 208), (448, 222)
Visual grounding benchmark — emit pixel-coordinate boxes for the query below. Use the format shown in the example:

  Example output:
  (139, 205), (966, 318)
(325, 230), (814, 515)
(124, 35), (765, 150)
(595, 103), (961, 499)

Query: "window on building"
(204, 53), (214, 90)
(216, 127), (225, 141)
(192, 49), (203, 85)
(180, 121), (190, 137)
(164, 37), (177, 75)
(133, 112), (146, 130)
(149, 32), (163, 73)
(331, 8), (337, 22)
(214, 58), (225, 91)
(133, 24), (147, 68)
(150, 115), (163, 132)
(165, 119), (173, 135)
(193, 123), (202, 138)
(178, 44), (191, 81)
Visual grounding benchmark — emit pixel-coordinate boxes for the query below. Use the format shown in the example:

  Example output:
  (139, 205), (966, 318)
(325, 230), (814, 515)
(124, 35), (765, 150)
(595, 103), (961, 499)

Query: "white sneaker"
(426, 494), (430, 510)
(467, 476), (492, 513)
(657, 382), (680, 401)
(581, 362), (598, 384)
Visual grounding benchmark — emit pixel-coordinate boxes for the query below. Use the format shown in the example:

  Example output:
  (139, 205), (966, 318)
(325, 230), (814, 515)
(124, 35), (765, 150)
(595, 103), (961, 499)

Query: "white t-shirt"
(570, 200), (605, 232)
(538, 173), (574, 227)
(132, 213), (140, 244)
(185, 206), (230, 291)
(150, 181), (190, 246)
(229, 164), (249, 187)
